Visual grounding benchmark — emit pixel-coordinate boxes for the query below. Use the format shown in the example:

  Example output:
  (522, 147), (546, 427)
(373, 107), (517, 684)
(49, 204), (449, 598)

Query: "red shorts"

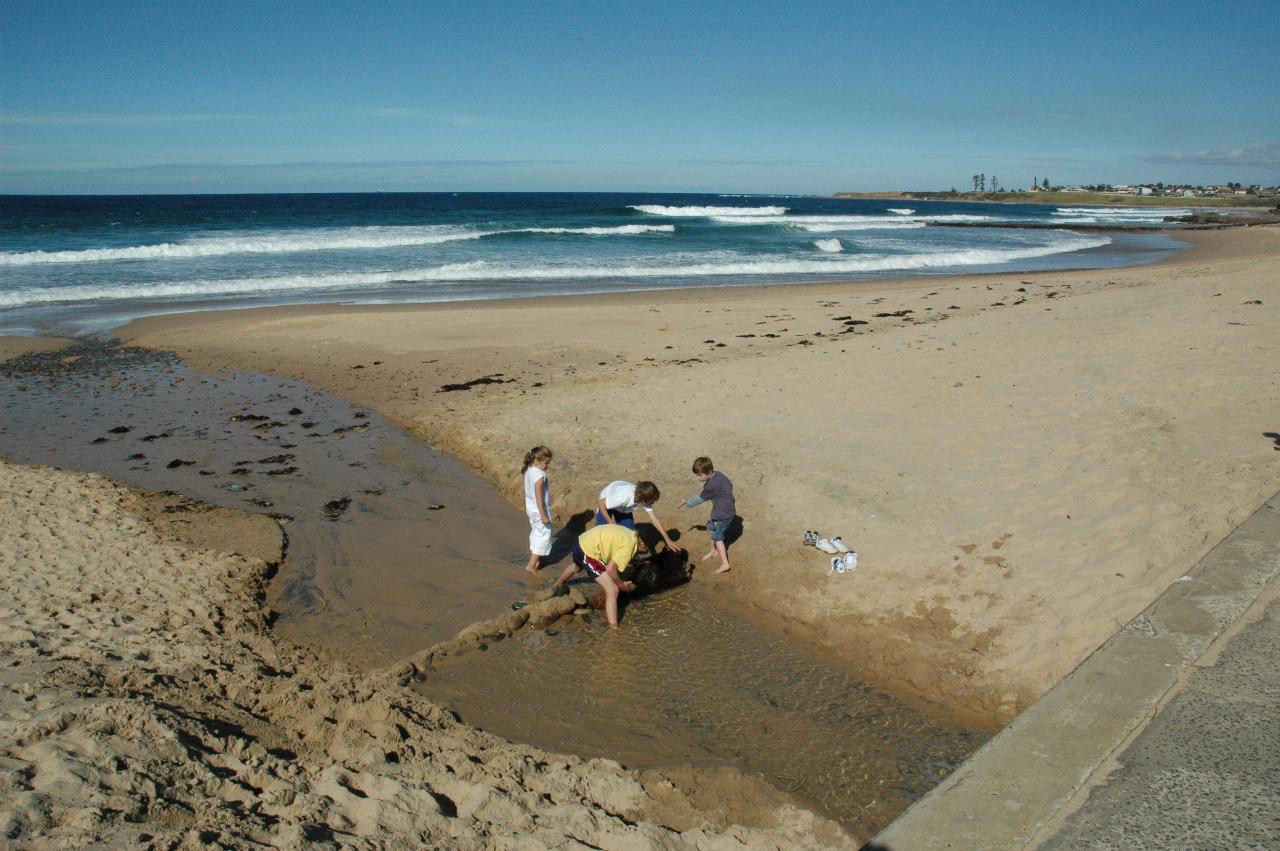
(582, 554), (609, 577)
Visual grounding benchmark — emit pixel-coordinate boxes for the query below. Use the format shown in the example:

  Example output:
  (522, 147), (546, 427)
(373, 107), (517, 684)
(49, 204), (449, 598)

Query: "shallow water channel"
(0, 341), (985, 835)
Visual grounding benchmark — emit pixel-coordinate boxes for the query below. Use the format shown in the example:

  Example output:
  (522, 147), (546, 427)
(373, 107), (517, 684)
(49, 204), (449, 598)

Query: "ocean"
(0, 192), (1191, 336)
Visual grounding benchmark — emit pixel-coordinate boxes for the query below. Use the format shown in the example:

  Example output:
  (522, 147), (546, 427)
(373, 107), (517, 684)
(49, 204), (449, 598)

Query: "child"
(521, 446), (553, 573)
(596, 479), (685, 552)
(552, 523), (644, 627)
(677, 456), (735, 574)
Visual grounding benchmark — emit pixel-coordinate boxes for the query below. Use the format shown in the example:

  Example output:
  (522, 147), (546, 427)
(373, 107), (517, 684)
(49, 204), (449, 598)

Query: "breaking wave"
(629, 205), (789, 217)
(1051, 207), (1193, 224)
(512, 224), (674, 236)
(0, 224), (674, 266)
(709, 213), (991, 231)
(812, 239), (844, 252)
(0, 234), (1110, 308)
(887, 208), (915, 215)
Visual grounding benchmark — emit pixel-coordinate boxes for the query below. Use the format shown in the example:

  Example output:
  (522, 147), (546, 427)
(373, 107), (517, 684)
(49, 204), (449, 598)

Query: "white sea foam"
(812, 239), (844, 252)
(511, 224), (674, 236)
(797, 221), (928, 233)
(629, 205), (789, 217)
(0, 223), (673, 266)
(0, 233), (1110, 308)
(887, 208), (915, 215)
(1054, 207), (1192, 216)
(709, 212), (990, 231)
(1051, 206), (1192, 224)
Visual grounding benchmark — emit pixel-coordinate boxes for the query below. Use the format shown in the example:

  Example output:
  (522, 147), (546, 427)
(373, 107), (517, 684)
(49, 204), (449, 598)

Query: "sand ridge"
(121, 226), (1280, 725)
(0, 459), (850, 847)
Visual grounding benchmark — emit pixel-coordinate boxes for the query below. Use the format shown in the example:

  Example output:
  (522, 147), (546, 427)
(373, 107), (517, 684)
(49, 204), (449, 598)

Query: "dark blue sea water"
(0, 192), (1190, 335)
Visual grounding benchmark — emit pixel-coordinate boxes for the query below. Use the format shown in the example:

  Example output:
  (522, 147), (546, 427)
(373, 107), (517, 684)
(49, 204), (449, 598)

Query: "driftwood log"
(393, 547), (694, 685)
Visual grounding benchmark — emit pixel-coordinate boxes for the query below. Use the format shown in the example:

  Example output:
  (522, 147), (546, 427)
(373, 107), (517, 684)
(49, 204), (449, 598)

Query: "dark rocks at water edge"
(0, 340), (180, 381)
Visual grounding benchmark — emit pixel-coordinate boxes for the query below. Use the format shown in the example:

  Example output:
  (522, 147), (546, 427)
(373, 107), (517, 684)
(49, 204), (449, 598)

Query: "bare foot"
(525, 565), (542, 574)
(716, 563), (732, 575)
(700, 550), (717, 562)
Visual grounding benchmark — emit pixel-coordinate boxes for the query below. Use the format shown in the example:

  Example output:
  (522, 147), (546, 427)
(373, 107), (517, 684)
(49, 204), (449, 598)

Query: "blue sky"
(2, 0), (1277, 194)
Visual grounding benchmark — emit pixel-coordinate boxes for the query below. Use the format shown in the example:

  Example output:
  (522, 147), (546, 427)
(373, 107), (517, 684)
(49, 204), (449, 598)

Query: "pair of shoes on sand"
(804, 531), (850, 555)
(829, 551), (858, 574)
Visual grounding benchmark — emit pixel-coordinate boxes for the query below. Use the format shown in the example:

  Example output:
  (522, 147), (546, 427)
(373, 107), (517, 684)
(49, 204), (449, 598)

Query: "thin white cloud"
(1144, 142), (1280, 167)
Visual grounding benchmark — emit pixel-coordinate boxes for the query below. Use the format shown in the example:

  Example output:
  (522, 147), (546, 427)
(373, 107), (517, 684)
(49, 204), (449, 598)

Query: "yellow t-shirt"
(579, 524), (639, 573)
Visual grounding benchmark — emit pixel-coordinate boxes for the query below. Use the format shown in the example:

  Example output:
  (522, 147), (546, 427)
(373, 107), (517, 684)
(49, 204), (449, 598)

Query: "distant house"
(1182, 189), (1198, 197)
(1135, 186), (1154, 196)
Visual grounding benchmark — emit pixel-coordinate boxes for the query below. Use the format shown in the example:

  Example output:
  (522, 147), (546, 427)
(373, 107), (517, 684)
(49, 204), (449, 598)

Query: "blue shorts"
(707, 517), (730, 542)
(595, 508), (635, 529)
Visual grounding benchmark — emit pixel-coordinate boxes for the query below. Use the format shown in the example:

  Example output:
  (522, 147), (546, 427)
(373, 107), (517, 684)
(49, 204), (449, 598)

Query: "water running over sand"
(0, 341), (533, 667)
(0, 341), (985, 834)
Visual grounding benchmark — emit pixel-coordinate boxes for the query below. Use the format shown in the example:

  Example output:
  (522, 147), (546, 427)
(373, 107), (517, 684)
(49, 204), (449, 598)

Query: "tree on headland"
(972, 174), (981, 192)
(990, 175), (999, 192)
(1042, 177), (1050, 190)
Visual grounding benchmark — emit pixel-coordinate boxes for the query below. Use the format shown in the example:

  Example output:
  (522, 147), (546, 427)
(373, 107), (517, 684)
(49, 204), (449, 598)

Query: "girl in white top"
(522, 446), (554, 573)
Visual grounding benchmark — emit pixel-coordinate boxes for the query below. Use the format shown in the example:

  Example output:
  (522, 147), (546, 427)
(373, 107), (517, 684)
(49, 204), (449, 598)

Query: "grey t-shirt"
(696, 471), (736, 521)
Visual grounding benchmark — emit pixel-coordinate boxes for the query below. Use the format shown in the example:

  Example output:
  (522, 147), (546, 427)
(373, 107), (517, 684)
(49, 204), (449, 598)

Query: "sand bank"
(0, 458), (848, 847)
(121, 226), (1280, 724)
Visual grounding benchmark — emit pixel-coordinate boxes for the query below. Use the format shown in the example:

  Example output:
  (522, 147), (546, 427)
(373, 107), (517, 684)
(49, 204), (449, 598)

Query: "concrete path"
(871, 492), (1280, 850)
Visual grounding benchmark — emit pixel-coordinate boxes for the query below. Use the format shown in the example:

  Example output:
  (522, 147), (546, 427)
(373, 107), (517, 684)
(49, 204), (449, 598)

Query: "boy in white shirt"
(596, 480), (684, 553)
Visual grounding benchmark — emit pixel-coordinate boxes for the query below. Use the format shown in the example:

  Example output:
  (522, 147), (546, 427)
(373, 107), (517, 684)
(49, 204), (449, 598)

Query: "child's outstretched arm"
(646, 510), (684, 551)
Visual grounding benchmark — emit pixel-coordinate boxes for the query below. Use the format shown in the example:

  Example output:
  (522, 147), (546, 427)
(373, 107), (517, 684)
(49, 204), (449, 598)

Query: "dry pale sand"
(0, 457), (849, 848)
(121, 226), (1280, 725)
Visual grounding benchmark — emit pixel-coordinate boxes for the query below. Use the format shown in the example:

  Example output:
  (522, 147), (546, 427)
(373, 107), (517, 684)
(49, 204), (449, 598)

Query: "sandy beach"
(119, 225), (1280, 726)
(0, 457), (848, 847)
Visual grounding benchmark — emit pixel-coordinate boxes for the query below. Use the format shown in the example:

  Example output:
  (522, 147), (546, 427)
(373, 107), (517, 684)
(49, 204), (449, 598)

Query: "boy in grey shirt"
(677, 456), (736, 575)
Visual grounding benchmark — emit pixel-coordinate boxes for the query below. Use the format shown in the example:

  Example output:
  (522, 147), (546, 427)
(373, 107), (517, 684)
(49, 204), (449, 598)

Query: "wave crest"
(0, 223), (674, 266)
(629, 205), (788, 217)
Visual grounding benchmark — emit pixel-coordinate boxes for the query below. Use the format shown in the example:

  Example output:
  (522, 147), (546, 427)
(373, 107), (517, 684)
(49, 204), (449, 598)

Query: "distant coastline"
(834, 190), (1273, 208)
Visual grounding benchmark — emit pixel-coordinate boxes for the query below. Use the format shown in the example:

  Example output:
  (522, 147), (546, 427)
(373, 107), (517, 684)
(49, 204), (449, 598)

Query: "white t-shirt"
(598, 480), (655, 515)
(524, 466), (551, 518)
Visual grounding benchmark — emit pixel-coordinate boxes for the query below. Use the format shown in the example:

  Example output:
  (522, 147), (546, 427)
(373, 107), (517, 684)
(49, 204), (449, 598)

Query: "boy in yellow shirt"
(552, 523), (644, 628)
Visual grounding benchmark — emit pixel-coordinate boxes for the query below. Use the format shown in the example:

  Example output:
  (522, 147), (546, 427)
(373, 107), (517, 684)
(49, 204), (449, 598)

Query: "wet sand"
(120, 225), (1280, 725)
